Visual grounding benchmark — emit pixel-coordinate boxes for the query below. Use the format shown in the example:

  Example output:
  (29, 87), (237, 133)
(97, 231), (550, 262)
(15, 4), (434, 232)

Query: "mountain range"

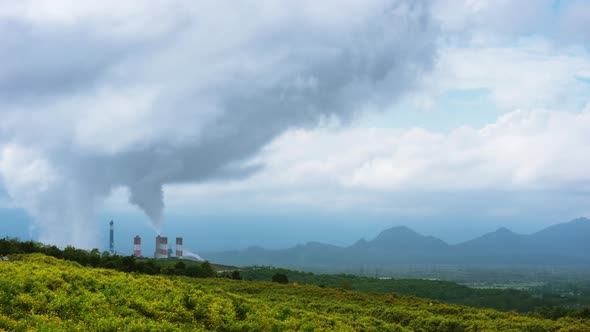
(203, 218), (590, 270)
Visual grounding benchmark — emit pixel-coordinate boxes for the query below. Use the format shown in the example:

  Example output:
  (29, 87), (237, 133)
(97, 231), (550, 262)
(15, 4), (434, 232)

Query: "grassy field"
(0, 254), (589, 331)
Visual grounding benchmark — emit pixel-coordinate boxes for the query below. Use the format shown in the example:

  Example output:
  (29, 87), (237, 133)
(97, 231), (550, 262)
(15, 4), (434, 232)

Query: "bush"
(231, 271), (242, 280)
(272, 273), (289, 284)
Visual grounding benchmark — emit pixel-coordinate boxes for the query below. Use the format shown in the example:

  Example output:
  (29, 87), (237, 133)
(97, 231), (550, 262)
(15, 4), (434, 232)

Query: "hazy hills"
(204, 218), (590, 269)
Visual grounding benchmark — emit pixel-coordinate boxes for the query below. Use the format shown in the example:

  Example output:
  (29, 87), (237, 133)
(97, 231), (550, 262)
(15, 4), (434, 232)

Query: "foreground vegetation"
(1, 254), (589, 331)
(242, 267), (590, 316)
(2, 237), (590, 321)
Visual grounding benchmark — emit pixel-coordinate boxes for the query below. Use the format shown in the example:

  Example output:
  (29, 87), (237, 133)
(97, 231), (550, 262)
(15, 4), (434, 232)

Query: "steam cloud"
(182, 250), (205, 262)
(0, 1), (436, 248)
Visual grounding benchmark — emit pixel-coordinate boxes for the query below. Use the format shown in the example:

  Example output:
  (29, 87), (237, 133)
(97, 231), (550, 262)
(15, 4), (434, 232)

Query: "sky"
(0, 1), (589, 254)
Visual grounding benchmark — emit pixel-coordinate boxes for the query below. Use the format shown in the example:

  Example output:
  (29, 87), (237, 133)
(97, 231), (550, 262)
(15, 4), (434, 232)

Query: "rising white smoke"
(0, 0), (436, 248)
(182, 250), (205, 262)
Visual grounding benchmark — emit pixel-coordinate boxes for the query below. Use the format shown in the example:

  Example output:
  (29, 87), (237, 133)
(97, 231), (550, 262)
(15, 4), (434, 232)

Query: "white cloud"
(407, 41), (590, 114)
(372, 108), (587, 190)
(167, 106), (590, 208)
(350, 109), (590, 190)
(416, 0), (590, 118)
(432, 0), (590, 46)
(0, 1), (179, 38)
(433, 0), (554, 38)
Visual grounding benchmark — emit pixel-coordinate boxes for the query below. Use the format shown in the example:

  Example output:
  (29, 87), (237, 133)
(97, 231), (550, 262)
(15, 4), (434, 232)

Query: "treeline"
(0, 237), (216, 278)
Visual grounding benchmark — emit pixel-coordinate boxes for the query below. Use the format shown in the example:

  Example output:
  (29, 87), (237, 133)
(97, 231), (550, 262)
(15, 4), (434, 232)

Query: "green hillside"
(1, 254), (589, 331)
(240, 267), (590, 313)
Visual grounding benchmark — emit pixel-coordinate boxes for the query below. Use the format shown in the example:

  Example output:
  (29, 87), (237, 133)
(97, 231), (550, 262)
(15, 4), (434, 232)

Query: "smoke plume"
(182, 250), (205, 262)
(0, 1), (436, 248)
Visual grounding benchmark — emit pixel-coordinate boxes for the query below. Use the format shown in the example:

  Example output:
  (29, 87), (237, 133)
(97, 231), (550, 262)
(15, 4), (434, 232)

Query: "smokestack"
(109, 220), (114, 254)
(133, 235), (141, 257)
(176, 237), (183, 257)
(155, 236), (168, 259)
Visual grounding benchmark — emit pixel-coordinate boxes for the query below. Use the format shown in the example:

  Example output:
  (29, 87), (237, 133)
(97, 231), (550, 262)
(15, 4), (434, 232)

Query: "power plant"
(106, 224), (186, 258)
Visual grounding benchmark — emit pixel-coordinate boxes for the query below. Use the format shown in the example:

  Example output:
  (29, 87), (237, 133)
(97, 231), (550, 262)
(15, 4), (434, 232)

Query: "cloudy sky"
(1, 1), (589, 252)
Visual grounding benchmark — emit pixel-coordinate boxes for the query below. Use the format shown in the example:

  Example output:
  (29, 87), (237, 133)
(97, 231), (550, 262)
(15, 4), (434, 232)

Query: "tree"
(185, 261), (215, 278)
(136, 260), (159, 275)
(42, 245), (62, 259)
(200, 261), (215, 278)
(186, 265), (200, 277)
(231, 270), (242, 280)
(272, 273), (289, 284)
(88, 248), (101, 267)
(174, 261), (187, 275)
(119, 256), (136, 272)
(20, 240), (38, 253)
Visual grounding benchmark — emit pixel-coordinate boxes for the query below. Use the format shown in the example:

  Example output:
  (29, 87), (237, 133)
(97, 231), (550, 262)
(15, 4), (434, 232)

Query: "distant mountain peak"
(372, 226), (421, 241)
(354, 238), (368, 245)
(494, 227), (515, 234)
(378, 225), (418, 236)
(350, 225), (448, 251)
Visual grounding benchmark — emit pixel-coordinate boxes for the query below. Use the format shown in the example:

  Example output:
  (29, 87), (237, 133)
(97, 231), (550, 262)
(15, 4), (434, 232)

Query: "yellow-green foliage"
(0, 254), (589, 331)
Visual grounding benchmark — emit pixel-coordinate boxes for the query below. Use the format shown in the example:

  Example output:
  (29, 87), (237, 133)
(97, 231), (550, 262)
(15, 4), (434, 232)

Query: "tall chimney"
(155, 236), (168, 259)
(133, 236), (141, 257)
(176, 237), (183, 257)
(109, 220), (114, 254)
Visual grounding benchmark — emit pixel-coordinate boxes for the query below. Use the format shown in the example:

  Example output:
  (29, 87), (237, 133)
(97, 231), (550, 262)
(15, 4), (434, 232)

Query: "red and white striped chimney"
(176, 237), (183, 257)
(155, 236), (168, 259)
(133, 235), (141, 257)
